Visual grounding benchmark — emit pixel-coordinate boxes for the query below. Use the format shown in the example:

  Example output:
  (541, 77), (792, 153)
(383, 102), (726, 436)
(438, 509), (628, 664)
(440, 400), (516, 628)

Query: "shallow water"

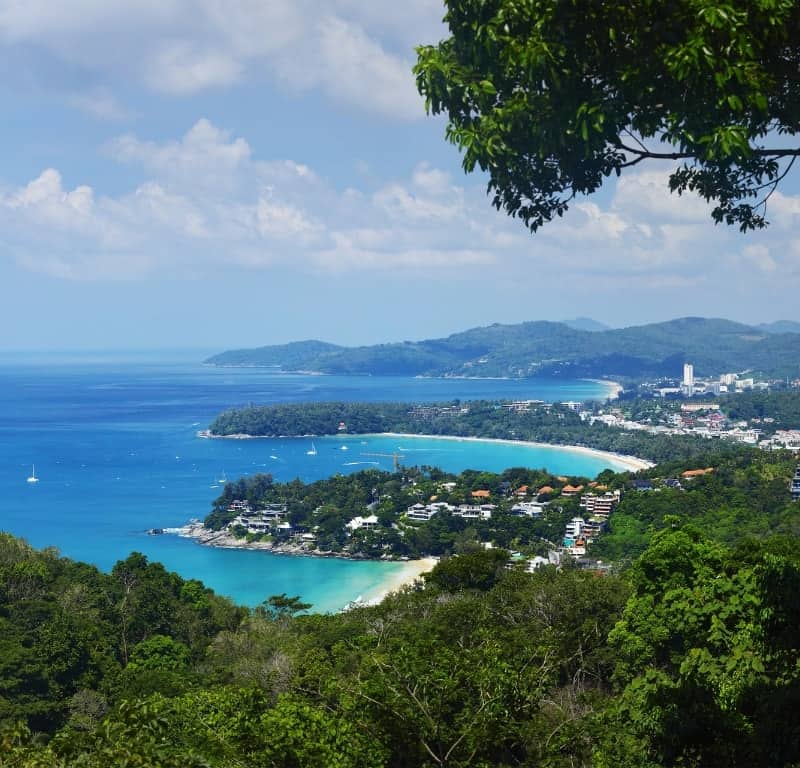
(0, 360), (618, 610)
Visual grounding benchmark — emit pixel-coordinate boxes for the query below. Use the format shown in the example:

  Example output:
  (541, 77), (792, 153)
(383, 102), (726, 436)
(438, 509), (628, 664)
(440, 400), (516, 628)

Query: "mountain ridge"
(206, 317), (800, 379)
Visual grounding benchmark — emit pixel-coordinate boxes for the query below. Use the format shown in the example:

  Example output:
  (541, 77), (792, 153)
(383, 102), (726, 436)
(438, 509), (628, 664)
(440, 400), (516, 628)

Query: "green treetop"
(415, 0), (800, 233)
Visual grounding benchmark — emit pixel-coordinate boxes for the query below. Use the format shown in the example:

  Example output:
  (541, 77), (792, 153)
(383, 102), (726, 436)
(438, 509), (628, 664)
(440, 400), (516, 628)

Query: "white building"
(406, 503), (438, 521)
(682, 363), (694, 396)
(346, 514), (380, 531)
(511, 501), (548, 517)
(565, 517), (585, 539)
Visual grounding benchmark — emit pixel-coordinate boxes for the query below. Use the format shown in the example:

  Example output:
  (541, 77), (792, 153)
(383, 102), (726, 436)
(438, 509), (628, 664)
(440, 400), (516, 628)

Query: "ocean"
(0, 358), (621, 612)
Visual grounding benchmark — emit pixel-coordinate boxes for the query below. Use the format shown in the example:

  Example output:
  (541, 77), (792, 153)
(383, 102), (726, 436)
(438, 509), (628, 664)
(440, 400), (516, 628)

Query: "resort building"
(406, 501), (494, 521)
(511, 501), (548, 517)
(405, 503), (440, 521)
(579, 490), (621, 517)
(346, 514), (380, 531)
(564, 517), (585, 539)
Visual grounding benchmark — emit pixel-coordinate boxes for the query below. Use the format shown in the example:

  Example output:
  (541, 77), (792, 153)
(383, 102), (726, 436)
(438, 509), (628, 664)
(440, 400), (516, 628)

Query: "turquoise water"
(0, 361), (620, 611)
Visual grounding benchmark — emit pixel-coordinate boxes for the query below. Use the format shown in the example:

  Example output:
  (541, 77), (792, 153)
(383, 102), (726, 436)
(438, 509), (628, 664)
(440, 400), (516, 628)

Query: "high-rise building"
(682, 363), (694, 396)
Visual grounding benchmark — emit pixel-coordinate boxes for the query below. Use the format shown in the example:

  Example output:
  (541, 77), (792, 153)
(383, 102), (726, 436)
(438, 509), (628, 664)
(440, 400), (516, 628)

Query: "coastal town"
(177, 455), (780, 579)
(584, 362), (800, 450)
(175, 356), (800, 578)
(176, 478), (615, 569)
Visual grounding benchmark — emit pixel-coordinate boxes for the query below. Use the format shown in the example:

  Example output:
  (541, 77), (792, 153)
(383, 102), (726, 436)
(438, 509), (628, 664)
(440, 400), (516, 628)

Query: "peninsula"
(178, 443), (794, 567)
(205, 398), (723, 464)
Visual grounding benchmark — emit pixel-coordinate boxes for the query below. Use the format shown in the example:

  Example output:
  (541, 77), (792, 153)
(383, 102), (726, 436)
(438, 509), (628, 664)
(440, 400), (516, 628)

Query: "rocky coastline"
(169, 520), (412, 561)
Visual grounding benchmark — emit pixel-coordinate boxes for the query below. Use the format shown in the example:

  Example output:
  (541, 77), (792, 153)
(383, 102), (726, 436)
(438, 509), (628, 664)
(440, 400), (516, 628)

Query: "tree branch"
(616, 141), (800, 161)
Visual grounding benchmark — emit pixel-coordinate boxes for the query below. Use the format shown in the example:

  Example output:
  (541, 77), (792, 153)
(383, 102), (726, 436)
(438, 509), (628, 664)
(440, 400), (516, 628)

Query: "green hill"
(206, 317), (800, 379)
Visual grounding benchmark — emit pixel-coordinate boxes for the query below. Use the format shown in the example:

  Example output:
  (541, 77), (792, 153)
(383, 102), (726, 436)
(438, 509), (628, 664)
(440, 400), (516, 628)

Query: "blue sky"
(1, 1), (799, 352)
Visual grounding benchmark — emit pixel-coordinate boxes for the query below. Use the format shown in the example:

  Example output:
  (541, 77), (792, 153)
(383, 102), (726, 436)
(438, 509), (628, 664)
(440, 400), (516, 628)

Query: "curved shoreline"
(168, 521), (436, 609)
(372, 432), (653, 472)
(588, 378), (623, 400)
(357, 557), (438, 606)
(199, 426), (653, 472)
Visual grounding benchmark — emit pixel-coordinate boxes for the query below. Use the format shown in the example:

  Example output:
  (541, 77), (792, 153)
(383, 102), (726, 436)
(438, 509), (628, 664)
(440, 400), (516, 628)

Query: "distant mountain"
(757, 321), (800, 335)
(562, 317), (611, 332)
(209, 340), (343, 368)
(205, 317), (800, 379)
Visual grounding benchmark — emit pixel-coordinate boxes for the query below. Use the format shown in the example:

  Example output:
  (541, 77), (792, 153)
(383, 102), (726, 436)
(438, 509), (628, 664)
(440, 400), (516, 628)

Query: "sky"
(1, 1), (799, 352)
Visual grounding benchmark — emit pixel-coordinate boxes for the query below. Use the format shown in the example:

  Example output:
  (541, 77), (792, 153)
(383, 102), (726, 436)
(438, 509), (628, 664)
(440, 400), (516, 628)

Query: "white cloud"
(109, 119), (252, 191)
(144, 42), (243, 93)
(0, 121), (486, 279)
(0, 0), (432, 119)
(768, 190), (800, 227)
(314, 242), (493, 271)
(7, 169), (95, 223)
(65, 88), (132, 120)
(565, 202), (630, 240)
(256, 198), (319, 240)
(741, 244), (777, 273)
(614, 166), (713, 223)
(331, 0), (445, 47)
(3, 120), (800, 292)
(374, 183), (461, 221)
(311, 17), (423, 120)
(412, 163), (454, 195)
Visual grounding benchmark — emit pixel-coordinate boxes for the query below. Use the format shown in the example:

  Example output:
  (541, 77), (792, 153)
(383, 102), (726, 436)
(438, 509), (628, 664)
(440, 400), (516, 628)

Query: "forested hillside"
(206, 317), (800, 379)
(209, 399), (740, 464)
(3, 525), (800, 766)
(203, 450), (799, 557)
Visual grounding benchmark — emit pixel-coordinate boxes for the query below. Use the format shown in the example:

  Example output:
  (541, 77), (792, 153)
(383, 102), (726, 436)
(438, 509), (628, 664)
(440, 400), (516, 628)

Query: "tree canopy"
(414, 0), (800, 233)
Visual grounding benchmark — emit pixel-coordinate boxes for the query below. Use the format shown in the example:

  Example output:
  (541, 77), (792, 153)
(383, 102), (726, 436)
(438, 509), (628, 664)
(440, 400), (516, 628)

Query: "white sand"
(358, 557), (438, 606)
(374, 432), (654, 472)
(588, 379), (624, 400)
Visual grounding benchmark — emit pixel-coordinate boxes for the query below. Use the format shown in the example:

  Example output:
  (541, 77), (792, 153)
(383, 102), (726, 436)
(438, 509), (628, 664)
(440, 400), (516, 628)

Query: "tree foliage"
(209, 397), (755, 465)
(4, 513), (800, 766)
(415, 0), (800, 233)
(604, 527), (800, 767)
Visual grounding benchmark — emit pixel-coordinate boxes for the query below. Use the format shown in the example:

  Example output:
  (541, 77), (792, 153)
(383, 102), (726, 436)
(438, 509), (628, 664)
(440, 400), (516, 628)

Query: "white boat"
(216, 471), (227, 484)
(26, 465), (39, 484)
(340, 445), (349, 451)
(306, 443), (317, 456)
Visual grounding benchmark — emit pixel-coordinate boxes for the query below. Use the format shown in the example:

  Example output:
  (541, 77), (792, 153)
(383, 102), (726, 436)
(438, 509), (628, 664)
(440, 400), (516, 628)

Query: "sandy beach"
(202, 425), (653, 472)
(588, 379), (624, 400)
(168, 521), (438, 609)
(374, 432), (654, 472)
(358, 557), (438, 606)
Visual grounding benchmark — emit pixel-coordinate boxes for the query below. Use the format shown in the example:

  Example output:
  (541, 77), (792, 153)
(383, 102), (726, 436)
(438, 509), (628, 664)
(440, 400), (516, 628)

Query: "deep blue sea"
(0, 358), (620, 612)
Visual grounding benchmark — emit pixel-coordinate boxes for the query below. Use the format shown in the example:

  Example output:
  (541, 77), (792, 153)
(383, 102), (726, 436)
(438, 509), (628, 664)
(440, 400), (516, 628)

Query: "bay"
(0, 359), (621, 611)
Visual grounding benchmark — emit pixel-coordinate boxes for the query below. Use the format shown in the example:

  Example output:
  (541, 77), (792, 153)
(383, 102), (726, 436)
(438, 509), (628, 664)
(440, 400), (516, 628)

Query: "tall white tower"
(682, 363), (694, 396)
